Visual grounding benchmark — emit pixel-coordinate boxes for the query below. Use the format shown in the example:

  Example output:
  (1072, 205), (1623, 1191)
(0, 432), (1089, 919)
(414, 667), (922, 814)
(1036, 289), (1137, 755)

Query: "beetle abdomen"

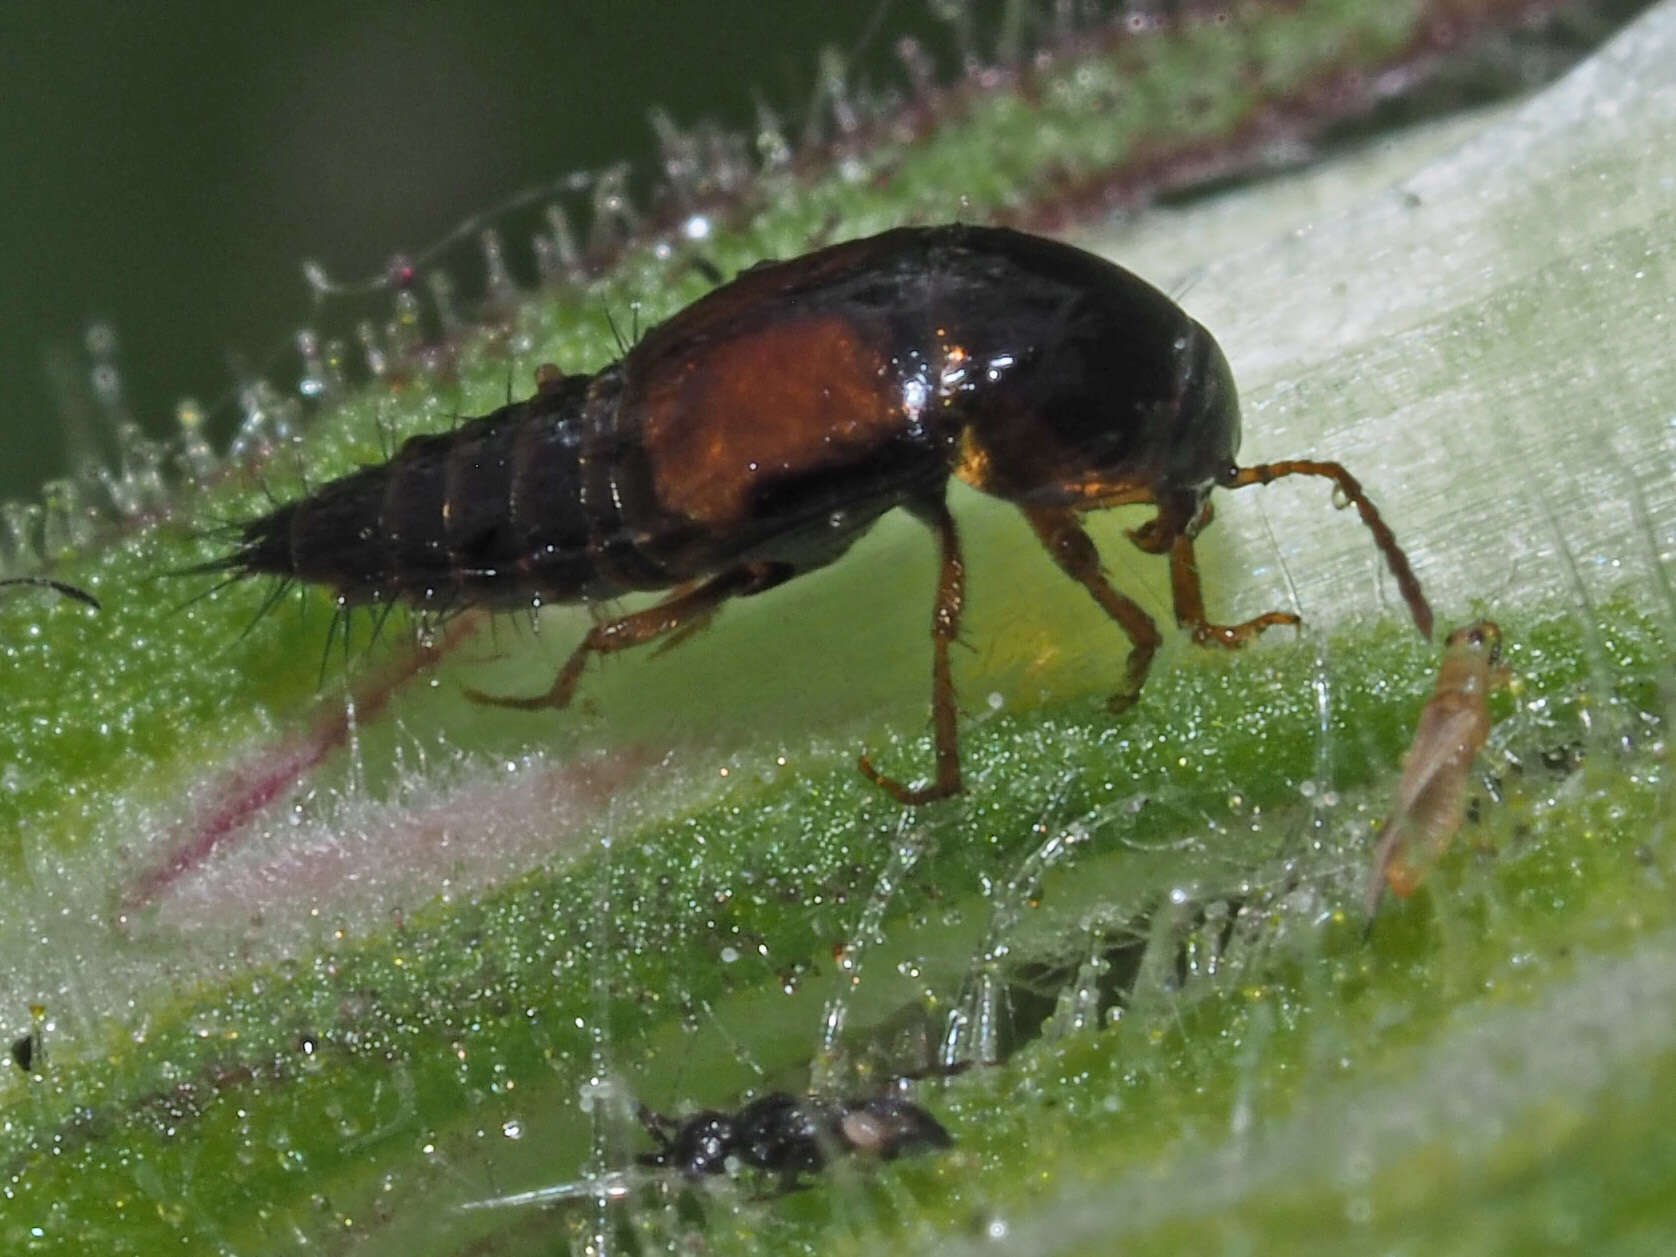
(219, 372), (679, 609)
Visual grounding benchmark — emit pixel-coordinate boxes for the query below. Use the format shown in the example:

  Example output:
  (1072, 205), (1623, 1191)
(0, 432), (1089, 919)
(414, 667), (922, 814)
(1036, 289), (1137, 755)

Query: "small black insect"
(636, 1090), (952, 1188)
(209, 224), (1431, 802)
(455, 1087), (952, 1214)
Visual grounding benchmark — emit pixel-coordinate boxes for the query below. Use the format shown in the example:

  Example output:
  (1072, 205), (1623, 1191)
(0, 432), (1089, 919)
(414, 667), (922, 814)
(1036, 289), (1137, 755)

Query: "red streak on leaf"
(123, 616), (481, 909)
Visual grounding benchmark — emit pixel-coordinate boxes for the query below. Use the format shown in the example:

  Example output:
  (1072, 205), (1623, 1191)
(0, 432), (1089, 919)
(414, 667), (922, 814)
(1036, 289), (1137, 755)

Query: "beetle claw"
(1105, 689), (1140, 716)
(857, 753), (960, 805)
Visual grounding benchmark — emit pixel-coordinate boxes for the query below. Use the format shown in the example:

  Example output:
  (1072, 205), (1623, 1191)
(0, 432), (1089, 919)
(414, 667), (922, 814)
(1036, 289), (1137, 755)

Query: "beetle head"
(1167, 320), (1243, 505)
(951, 308), (1242, 519)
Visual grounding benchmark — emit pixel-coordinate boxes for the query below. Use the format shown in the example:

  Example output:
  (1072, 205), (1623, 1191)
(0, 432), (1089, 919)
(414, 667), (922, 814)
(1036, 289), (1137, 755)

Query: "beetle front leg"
(859, 496), (966, 804)
(1024, 505), (1162, 714)
(1167, 532), (1299, 648)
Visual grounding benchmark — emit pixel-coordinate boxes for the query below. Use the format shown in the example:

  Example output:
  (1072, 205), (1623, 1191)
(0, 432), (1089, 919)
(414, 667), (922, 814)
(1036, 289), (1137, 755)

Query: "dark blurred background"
(0, 1), (959, 502)
(3, 2), (1648, 507)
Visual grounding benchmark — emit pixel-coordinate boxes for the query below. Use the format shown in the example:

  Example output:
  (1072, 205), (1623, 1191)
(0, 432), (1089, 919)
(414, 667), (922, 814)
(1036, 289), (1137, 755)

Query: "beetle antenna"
(0, 576), (101, 610)
(1225, 459), (1433, 640)
(602, 305), (627, 356)
(1168, 267), (1204, 304)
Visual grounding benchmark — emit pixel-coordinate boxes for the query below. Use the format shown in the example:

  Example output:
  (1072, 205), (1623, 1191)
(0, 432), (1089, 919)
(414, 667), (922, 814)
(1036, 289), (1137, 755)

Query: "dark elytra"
(211, 223), (1432, 802)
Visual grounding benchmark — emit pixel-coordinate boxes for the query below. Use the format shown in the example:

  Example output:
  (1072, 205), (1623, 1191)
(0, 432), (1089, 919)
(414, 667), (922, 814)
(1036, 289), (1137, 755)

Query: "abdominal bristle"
(164, 502), (300, 623)
(238, 500), (302, 575)
(187, 502), (298, 582)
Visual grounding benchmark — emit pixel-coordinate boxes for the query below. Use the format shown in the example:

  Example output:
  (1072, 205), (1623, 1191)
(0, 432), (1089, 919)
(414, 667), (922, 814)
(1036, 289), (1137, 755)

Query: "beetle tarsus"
(857, 753), (962, 805)
(1187, 610), (1301, 649)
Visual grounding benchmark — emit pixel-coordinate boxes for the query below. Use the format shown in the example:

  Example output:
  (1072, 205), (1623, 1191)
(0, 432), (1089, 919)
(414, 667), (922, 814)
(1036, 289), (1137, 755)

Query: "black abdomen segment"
(224, 374), (674, 608)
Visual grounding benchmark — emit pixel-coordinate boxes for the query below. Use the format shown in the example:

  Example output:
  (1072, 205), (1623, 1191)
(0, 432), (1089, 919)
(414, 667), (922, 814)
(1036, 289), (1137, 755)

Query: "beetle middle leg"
(463, 564), (787, 712)
(1023, 505), (1162, 714)
(859, 496), (966, 805)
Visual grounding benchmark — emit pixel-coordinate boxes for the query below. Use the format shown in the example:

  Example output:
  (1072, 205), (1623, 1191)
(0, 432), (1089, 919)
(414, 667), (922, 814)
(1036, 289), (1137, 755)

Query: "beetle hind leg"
(463, 564), (782, 712)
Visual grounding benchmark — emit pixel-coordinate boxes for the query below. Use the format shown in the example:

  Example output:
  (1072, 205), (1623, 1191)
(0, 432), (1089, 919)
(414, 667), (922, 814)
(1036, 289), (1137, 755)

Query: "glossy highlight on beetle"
(210, 224), (1433, 802)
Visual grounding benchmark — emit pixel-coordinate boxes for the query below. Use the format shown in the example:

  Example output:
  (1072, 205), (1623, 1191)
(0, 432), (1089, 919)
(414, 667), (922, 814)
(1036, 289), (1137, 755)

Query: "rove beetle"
(213, 224), (1432, 802)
